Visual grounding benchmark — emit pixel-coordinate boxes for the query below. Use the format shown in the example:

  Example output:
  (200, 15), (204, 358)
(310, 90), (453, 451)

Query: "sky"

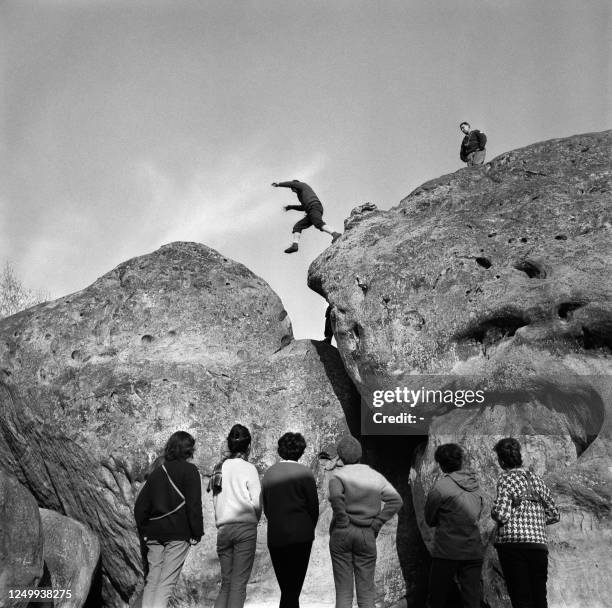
(2, 0), (610, 339)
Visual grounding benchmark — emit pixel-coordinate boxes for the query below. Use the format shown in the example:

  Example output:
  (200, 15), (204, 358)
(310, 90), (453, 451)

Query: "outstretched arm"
(285, 204), (305, 211)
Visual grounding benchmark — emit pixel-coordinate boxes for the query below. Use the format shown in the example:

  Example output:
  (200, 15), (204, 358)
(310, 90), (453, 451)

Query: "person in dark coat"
(271, 180), (342, 253)
(491, 438), (560, 608)
(425, 443), (485, 608)
(262, 432), (319, 608)
(459, 122), (487, 166)
(134, 431), (204, 608)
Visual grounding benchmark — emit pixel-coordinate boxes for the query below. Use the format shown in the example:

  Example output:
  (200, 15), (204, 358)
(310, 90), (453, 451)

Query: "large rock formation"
(0, 470), (44, 608)
(39, 509), (100, 608)
(0, 242), (396, 607)
(309, 131), (612, 607)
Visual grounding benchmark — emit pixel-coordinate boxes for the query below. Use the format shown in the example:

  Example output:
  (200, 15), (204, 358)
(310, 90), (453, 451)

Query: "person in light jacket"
(213, 424), (262, 608)
(328, 435), (403, 608)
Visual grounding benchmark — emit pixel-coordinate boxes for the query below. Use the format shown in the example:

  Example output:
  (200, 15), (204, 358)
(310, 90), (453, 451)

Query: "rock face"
(0, 242), (386, 607)
(39, 509), (100, 608)
(0, 470), (44, 608)
(309, 131), (612, 607)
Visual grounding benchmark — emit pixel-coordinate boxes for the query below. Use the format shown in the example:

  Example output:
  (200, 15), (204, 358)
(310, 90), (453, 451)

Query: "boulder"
(39, 509), (100, 608)
(0, 469), (44, 608)
(0, 242), (390, 607)
(309, 131), (612, 606)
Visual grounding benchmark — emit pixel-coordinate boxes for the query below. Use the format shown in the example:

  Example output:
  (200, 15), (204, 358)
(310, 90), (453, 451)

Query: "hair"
(460, 121), (470, 129)
(227, 424), (252, 454)
(494, 438), (523, 469)
(434, 443), (464, 473)
(277, 432), (307, 461)
(164, 431), (196, 461)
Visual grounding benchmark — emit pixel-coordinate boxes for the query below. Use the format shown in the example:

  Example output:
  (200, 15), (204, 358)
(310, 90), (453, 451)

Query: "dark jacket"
(424, 469), (485, 560)
(134, 459), (204, 542)
(276, 180), (322, 213)
(262, 461), (319, 547)
(460, 130), (487, 162)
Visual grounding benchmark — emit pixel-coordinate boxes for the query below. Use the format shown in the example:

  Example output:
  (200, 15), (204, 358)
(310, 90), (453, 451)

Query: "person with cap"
(459, 122), (487, 166)
(328, 435), (403, 608)
(271, 180), (342, 254)
(425, 443), (486, 608)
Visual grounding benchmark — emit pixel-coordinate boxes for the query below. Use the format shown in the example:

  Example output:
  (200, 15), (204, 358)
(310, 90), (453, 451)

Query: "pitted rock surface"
(309, 131), (612, 607)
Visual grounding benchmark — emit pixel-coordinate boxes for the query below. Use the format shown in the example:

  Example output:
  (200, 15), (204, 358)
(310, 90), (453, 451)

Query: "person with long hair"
(134, 431), (204, 608)
(262, 432), (319, 608)
(212, 424), (262, 608)
(491, 438), (560, 608)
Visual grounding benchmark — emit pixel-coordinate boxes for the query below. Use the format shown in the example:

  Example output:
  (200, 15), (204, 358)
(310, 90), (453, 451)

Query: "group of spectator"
(426, 439), (560, 608)
(134, 430), (558, 608)
(134, 427), (401, 608)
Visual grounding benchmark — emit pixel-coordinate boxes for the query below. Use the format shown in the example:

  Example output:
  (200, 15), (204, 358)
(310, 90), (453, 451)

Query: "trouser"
(329, 525), (377, 608)
(497, 545), (549, 608)
(467, 150), (486, 166)
(426, 558), (483, 608)
(142, 539), (190, 608)
(214, 522), (258, 608)
(269, 541), (313, 608)
(292, 203), (325, 233)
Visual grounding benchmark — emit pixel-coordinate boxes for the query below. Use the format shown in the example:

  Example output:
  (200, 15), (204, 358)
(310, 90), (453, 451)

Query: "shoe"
(284, 243), (299, 254)
(331, 231), (342, 243)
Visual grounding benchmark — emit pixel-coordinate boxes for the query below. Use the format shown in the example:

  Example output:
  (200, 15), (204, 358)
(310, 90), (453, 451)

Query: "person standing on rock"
(424, 443), (485, 608)
(271, 180), (342, 253)
(134, 431), (204, 608)
(459, 122), (487, 166)
(491, 438), (560, 608)
(212, 424), (262, 608)
(262, 432), (319, 608)
(328, 435), (403, 608)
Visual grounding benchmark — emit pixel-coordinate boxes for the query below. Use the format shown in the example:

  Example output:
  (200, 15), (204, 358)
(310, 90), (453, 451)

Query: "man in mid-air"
(272, 180), (342, 254)
(459, 122), (487, 166)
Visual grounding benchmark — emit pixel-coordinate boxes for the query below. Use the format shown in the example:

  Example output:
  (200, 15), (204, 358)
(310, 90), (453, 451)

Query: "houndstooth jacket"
(491, 468), (560, 545)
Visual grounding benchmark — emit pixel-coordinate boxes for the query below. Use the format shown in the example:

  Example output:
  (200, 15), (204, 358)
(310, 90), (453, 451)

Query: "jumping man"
(271, 180), (342, 254)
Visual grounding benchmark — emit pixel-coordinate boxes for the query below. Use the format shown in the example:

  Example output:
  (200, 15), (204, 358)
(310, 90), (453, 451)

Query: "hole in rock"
(520, 237), (528, 243)
(71, 350), (81, 361)
(278, 310), (288, 321)
(455, 313), (529, 345)
(167, 330), (177, 337)
(557, 302), (584, 319)
(141, 335), (154, 344)
(555, 234), (568, 240)
(513, 260), (547, 279)
(475, 257), (492, 269)
(580, 325), (612, 351)
(280, 334), (292, 348)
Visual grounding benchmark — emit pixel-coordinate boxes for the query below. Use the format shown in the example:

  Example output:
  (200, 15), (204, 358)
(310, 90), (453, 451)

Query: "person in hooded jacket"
(134, 431), (204, 608)
(424, 443), (485, 608)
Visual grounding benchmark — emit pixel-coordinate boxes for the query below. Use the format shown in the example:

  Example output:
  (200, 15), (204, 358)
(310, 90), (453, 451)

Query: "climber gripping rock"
(271, 180), (342, 253)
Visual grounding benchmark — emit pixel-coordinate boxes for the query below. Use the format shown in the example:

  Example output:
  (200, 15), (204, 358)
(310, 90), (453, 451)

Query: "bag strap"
(148, 465), (186, 521)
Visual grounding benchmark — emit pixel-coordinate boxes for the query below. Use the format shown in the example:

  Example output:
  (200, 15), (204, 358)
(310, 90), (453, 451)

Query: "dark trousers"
(269, 541), (313, 608)
(497, 545), (548, 608)
(427, 558), (482, 608)
(292, 203), (325, 233)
